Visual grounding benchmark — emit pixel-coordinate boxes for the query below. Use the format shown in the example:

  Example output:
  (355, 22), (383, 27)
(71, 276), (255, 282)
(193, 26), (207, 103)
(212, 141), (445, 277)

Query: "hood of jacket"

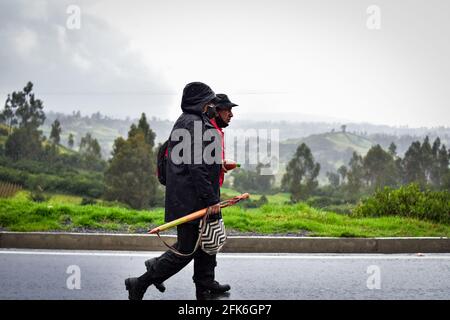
(181, 82), (216, 116)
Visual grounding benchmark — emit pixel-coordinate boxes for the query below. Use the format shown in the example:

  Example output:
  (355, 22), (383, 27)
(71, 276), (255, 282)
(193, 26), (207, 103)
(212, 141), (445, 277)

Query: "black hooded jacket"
(165, 83), (222, 223)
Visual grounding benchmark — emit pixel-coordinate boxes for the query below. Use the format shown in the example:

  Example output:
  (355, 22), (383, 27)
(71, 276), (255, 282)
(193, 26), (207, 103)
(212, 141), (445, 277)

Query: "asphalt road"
(0, 249), (449, 300)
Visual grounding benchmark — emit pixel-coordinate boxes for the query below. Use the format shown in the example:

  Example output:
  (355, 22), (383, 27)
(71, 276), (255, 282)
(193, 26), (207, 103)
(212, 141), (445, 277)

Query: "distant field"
(1, 192), (449, 237)
(221, 188), (290, 204)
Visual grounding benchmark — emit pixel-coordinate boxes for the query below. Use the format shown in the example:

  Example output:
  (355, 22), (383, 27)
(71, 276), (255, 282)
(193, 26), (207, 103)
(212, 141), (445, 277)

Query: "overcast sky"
(0, 0), (449, 127)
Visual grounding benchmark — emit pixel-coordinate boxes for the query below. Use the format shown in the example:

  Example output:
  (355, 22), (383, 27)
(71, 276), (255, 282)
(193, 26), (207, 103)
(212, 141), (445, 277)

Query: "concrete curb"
(1, 232), (449, 253)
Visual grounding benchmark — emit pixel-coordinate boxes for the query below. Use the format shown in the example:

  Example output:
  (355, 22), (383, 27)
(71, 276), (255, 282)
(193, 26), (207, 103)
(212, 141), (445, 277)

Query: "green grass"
(221, 189), (290, 205)
(0, 196), (165, 233)
(220, 187), (241, 197)
(1, 196), (449, 237)
(325, 132), (373, 155)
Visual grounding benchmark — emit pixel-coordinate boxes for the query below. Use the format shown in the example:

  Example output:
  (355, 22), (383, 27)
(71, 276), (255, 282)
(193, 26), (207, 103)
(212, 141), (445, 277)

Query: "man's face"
(217, 107), (233, 125)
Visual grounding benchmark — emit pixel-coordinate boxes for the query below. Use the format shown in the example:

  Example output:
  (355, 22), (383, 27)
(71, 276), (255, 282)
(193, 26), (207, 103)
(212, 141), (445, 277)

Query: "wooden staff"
(148, 193), (250, 234)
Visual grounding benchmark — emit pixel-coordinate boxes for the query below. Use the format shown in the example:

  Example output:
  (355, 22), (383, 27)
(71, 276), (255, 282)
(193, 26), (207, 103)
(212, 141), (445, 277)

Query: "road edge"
(1, 231), (449, 253)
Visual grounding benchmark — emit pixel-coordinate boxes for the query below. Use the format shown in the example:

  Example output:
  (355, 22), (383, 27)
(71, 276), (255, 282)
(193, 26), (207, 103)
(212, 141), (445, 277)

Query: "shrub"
(306, 196), (346, 208)
(238, 195), (269, 209)
(322, 203), (356, 215)
(81, 197), (97, 206)
(0, 165), (104, 198)
(0, 126), (9, 136)
(29, 185), (50, 203)
(353, 183), (450, 224)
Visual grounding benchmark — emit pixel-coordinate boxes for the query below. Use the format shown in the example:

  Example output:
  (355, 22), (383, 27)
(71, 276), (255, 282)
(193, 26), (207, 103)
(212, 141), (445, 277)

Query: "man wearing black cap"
(125, 82), (231, 300)
(210, 94), (238, 186)
(213, 93), (237, 129)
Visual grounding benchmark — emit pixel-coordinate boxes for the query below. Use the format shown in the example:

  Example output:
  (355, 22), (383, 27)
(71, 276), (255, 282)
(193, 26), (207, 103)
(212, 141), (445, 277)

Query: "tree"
(255, 163), (275, 193)
(50, 119), (62, 145)
(5, 127), (44, 161)
(442, 168), (450, 191)
(136, 113), (156, 148)
(363, 144), (398, 190)
(128, 113), (156, 149)
(0, 95), (18, 134)
(68, 133), (74, 149)
(402, 141), (426, 187)
(420, 136), (434, 184)
(388, 142), (397, 157)
(104, 129), (158, 209)
(232, 163), (275, 194)
(428, 138), (449, 189)
(3, 82), (46, 160)
(337, 165), (348, 183)
(435, 144), (449, 189)
(281, 143), (320, 202)
(326, 171), (340, 188)
(346, 151), (365, 198)
(79, 133), (102, 164)
(11, 82), (45, 129)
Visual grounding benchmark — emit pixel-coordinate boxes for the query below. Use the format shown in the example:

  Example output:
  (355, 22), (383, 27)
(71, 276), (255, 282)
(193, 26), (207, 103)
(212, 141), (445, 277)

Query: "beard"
(215, 115), (229, 128)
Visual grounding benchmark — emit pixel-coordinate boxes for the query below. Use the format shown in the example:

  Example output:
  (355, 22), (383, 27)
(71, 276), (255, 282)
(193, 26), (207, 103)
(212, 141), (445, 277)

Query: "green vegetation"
(354, 183), (450, 224)
(1, 193), (448, 237)
(0, 82), (161, 210)
(231, 163), (275, 195)
(282, 143), (321, 202)
(0, 194), (164, 233)
(0, 160), (104, 198)
(280, 131), (374, 184)
(1, 81), (449, 237)
(104, 113), (161, 209)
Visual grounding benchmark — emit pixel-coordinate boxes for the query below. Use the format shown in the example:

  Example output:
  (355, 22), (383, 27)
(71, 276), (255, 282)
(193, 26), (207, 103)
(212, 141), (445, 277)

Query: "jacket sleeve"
(185, 119), (220, 207)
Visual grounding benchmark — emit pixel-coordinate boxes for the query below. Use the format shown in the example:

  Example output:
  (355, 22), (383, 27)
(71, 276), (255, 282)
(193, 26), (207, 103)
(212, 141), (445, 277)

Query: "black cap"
(214, 93), (238, 109)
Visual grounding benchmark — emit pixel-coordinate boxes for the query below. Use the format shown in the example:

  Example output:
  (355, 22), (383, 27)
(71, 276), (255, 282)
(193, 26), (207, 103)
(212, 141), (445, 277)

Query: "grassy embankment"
(1, 191), (449, 237)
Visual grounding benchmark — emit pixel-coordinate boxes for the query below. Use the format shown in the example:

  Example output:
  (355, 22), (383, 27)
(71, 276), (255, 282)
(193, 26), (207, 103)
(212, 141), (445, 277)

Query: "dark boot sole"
(125, 278), (144, 300)
(144, 259), (166, 293)
(196, 290), (231, 300)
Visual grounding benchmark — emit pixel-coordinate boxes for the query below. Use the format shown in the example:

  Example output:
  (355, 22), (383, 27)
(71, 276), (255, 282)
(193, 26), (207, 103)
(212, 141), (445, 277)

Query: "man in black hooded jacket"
(125, 82), (231, 300)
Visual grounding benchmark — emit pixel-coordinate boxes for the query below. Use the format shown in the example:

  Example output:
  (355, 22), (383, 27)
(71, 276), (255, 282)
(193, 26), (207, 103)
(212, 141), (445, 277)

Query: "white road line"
(0, 250), (449, 259)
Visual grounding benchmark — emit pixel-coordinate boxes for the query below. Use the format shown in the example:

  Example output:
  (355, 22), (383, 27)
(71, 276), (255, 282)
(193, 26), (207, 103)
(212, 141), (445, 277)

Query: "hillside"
(280, 131), (375, 183)
(42, 112), (173, 158)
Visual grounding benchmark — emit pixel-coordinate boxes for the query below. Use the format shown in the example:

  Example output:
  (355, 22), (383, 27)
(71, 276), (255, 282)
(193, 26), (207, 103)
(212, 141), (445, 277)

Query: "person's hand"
(221, 163), (228, 173)
(209, 202), (221, 215)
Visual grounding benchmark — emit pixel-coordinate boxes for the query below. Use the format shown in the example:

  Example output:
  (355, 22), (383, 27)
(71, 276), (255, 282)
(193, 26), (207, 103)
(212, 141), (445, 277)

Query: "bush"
(0, 126), (9, 136)
(238, 195), (269, 209)
(80, 197), (97, 206)
(306, 196), (346, 208)
(353, 183), (450, 224)
(322, 203), (356, 215)
(29, 185), (50, 203)
(0, 165), (104, 198)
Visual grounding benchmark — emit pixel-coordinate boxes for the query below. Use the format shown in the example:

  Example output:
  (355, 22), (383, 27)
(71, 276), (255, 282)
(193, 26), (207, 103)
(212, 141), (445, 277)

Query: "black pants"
(138, 222), (217, 288)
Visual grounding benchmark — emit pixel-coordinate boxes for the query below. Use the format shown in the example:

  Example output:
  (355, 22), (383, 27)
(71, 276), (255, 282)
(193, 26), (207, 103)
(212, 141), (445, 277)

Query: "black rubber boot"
(124, 277), (146, 300)
(144, 258), (166, 292)
(196, 281), (231, 300)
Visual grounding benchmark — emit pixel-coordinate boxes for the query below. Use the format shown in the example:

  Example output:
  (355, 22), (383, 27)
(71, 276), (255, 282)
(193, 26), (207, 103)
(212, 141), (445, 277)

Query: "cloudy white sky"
(0, 0), (449, 127)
